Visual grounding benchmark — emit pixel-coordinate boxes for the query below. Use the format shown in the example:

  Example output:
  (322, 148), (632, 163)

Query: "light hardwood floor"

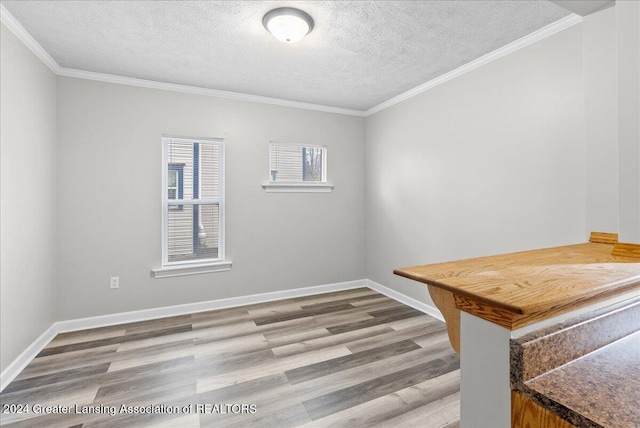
(0, 288), (460, 427)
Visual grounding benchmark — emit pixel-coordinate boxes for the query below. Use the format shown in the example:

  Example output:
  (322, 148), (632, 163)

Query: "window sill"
(151, 260), (232, 279)
(262, 183), (334, 193)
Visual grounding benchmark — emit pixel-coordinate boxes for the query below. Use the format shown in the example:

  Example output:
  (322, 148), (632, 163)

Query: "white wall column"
(460, 312), (511, 428)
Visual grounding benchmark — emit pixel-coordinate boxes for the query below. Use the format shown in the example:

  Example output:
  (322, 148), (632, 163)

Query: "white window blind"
(269, 142), (327, 183)
(162, 137), (224, 266)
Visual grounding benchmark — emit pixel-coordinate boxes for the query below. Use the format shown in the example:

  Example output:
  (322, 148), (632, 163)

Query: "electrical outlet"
(110, 276), (119, 289)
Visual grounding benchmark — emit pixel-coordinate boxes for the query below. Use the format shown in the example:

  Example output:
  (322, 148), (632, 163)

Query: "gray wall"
(616, 0), (640, 243)
(364, 24), (587, 304)
(584, 4), (640, 243)
(0, 23), (57, 372)
(584, 7), (618, 234)
(55, 77), (365, 320)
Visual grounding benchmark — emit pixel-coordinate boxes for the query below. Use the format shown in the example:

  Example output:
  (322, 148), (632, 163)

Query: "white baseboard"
(55, 279), (368, 333)
(1, 277), (439, 392)
(0, 323), (59, 392)
(366, 279), (444, 322)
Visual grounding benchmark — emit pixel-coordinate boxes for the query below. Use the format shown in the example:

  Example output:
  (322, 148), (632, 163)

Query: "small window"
(162, 137), (224, 266)
(168, 169), (178, 199)
(168, 163), (184, 209)
(269, 142), (327, 183)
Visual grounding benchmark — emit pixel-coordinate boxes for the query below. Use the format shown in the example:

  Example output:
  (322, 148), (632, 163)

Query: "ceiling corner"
(549, 1), (614, 17)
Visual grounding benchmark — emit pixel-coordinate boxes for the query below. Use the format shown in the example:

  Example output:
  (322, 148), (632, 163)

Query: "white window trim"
(265, 141), (332, 192)
(153, 135), (231, 278)
(261, 183), (334, 193)
(151, 260), (232, 279)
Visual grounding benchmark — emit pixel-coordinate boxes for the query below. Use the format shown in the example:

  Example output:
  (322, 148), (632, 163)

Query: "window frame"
(160, 136), (227, 269)
(263, 141), (333, 193)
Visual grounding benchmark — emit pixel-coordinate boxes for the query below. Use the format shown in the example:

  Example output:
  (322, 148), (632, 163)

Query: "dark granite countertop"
(526, 331), (640, 428)
(511, 297), (640, 427)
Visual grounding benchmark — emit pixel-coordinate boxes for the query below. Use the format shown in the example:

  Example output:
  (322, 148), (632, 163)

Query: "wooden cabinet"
(511, 392), (575, 428)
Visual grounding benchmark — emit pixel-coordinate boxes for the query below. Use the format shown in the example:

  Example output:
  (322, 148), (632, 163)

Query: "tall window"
(162, 136), (224, 266)
(269, 142), (327, 183)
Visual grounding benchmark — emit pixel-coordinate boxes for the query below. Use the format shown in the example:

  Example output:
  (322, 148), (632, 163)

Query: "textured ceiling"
(1, 1), (571, 111)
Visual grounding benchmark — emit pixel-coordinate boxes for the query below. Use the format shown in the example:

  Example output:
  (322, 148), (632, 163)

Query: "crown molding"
(2, 4), (581, 118)
(365, 13), (583, 116)
(0, 4), (60, 73)
(56, 67), (367, 116)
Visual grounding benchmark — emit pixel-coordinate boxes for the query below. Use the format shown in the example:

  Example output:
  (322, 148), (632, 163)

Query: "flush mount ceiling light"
(263, 7), (314, 43)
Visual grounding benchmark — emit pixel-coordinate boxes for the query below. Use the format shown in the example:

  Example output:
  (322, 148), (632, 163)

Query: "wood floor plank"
(1, 411), (88, 428)
(265, 327), (331, 348)
(115, 327), (206, 352)
(261, 311), (375, 339)
(190, 309), (253, 330)
(193, 333), (268, 359)
(48, 328), (127, 347)
(38, 325), (192, 357)
(322, 297), (402, 314)
(327, 306), (424, 334)
(195, 348), (276, 377)
(285, 339), (421, 384)
(93, 377), (195, 407)
(194, 314), (348, 345)
(86, 395), (196, 428)
(248, 300), (402, 345)
(387, 314), (441, 330)
(368, 305), (426, 319)
(197, 373), (307, 427)
(345, 320), (446, 354)
(245, 303), (305, 320)
(302, 353), (460, 420)
(0, 383), (99, 425)
(246, 299), (305, 314)
(3, 358), (200, 427)
(372, 391), (461, 428)
(253, 303), (358, 326)
(288, 288), (379, 306)
(122, 314), (193, 335)
(192, 319), (260, 338)
(299, 293), (384, 311)
(15, 344), (120, 380)
(196, 345), (353, 393)
(349, 296), (395, 307)
(0, 288), (460, 427)
(302, 369), (460, 427)
(200, 403), (310, 428)
(5, 357), (196, 424)
(189, 306), (249, 321)
(1, 362), (110, 394)
(196, 372), (290, 404)
(107, 338), (195, 372)
(200, 335), (456, 414)
(146, 414), (200, 428)
(102, 356), (196, 384)
(290, 343), (457, 404)
(411, 329), (453, 349)
(108, 314), (192, 333)
(243, 288), (377, 319)
(271, 324), (394, 357)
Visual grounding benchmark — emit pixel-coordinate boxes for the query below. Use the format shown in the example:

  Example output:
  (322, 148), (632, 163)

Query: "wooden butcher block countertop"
(394, 241), (640, 330)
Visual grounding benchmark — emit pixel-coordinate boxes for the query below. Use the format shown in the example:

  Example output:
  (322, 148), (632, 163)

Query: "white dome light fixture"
(263, 7), (314, 43)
